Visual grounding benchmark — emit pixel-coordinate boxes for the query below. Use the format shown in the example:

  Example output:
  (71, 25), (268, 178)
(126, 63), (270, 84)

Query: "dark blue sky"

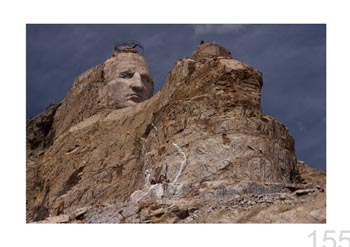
(26, 24), (326, 170)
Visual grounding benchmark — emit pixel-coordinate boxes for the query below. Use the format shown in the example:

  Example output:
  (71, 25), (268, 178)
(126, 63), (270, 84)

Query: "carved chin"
(127, 95), (144, 103)
(112, 95), (145, 108)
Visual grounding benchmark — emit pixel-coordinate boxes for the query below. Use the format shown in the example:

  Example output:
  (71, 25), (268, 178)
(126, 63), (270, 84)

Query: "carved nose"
(130, 72), (143, 92)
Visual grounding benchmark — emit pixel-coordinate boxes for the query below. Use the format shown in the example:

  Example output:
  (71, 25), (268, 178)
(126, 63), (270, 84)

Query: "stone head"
(107, 48), (154, 108)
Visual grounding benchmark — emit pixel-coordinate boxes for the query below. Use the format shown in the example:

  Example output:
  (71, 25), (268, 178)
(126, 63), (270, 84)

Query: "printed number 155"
(308, 230), (350, 247)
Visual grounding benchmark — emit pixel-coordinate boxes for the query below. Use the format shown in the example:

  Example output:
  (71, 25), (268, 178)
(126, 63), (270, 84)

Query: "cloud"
(192, 24), (245, 35)
(26, 24), (326, 170)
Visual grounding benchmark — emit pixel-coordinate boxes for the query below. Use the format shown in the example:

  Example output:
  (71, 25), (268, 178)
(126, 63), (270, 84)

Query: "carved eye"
(141, 74), (152, 84)
(119, 71), (134, 79)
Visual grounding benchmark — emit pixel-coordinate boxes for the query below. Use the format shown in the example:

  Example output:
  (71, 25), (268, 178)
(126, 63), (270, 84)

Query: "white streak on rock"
(151, 122), (158, 132)
(130, 184), (157, 203)
(140, 184), (157, 200)
(144, 170), (151, 186)
(172, 143), (187, 183)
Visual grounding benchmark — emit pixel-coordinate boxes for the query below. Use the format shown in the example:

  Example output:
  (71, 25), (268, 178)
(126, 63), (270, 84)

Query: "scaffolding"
(114, 40), (144, 54)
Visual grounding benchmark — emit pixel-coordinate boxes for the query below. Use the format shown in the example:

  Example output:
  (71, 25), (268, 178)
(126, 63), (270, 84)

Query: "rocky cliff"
(26, 43), (326, 223)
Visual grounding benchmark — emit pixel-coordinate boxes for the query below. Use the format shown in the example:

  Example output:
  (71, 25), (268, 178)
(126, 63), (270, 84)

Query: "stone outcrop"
(52, 47), (154, 138)
(27, 103), (61, 150)
(192, 42), (232, 59)
(26, 42), (326, 223)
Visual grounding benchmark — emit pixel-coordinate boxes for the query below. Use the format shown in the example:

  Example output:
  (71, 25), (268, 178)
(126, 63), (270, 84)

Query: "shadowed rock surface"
(26, 42), (326, 223)
(26, 103), (61, 150)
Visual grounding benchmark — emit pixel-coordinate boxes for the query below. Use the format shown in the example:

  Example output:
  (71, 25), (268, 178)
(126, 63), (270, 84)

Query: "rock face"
(26, 43), (326, 223)
(27, 103), (61, 150)
(52, 47), (154, 138)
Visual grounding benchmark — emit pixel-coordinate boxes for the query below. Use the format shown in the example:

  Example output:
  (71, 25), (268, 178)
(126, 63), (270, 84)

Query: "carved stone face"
(108, 52), (154, 108)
